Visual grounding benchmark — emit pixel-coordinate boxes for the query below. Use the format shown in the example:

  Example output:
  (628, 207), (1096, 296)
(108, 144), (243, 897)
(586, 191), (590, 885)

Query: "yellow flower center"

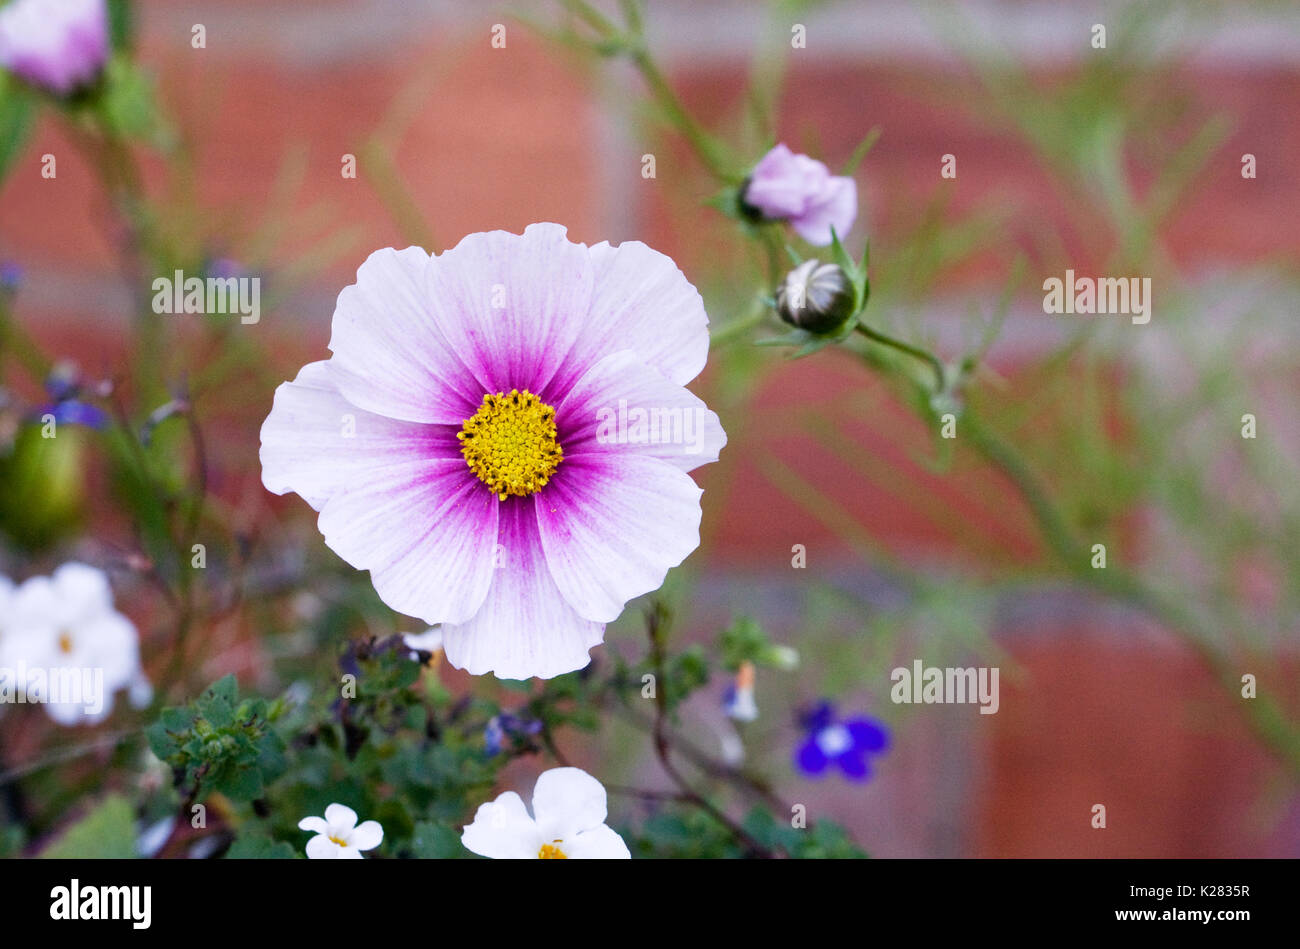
(328, 835), (348, 847)
(538, 842), (568, 859)
(57, 632), (74, 654)
(458, 389), (563, 501)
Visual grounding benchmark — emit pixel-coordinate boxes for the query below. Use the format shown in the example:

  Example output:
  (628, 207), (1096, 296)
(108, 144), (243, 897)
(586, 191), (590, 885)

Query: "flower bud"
(776, 259), (856, 334)
(758, 643), (800, 671)
(0, 422), (87, 551)
(741, 143), (857, 246)
(0, 0), (110, 97)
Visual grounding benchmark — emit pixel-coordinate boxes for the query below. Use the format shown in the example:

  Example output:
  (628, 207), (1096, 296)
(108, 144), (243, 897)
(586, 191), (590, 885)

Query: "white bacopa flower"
(461, 766), (630, 859)
(0, 562), (148, 725)
(298, 803), (384, 859)
(401, 627), (443, 658)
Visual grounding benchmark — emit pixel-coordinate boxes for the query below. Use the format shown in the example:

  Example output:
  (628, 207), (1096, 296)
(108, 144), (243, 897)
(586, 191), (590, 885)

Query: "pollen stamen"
(458, 389), (563, 501)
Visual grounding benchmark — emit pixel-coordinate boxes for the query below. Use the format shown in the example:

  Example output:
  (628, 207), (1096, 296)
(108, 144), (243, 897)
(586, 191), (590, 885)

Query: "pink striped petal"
(260, 361), (450, 512)
(557, 349), (726, 472)
(546, 239), (710, 394)
(441, 498), (604, 680)
(327, 247), (483, 424)
(535, 453), (703, 623)
(317, 458), (499, 625)
(425, 223), (595, 398)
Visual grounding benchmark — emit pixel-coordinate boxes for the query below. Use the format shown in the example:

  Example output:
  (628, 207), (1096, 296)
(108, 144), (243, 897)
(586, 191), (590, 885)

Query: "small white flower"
(461, 766), (630, 859)
(298, 803), (383, 859)
(0, 562), (147, 725)
(402, 627), (443, 659)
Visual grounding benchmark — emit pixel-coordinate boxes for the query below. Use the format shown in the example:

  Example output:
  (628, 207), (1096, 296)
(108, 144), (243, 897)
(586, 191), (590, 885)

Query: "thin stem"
(644, 606), (783, 858)
(853, 322), (946, 392)
(961, 408), (1300, 774)
(627, 46), (734, 181)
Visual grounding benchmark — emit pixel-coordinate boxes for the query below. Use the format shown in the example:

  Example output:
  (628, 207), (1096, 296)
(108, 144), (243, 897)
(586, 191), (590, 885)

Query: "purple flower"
(205, 257), (244, 280)
(794, 703), (889, 782)
(260, 224), (726, 680)
(40, 399), (107, 429)
(0, 0), (109, 96)
(484, 712), (543, 756)
(0, 261), (22, 292)
(37, 364), (106, 429)
(742, 144), (858, 246)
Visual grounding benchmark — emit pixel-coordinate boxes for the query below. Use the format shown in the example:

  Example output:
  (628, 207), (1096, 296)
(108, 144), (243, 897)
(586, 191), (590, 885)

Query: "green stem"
(628, 49), (733, 181)
(961, 408), (1300, 775)
(853, 322), (946, 392)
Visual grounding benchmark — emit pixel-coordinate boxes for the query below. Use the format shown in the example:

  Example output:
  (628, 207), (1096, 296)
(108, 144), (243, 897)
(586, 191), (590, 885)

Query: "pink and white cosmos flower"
(742, 143), (858, 246)
(0, 0), (109, 96)
(260, 223), (726, 680)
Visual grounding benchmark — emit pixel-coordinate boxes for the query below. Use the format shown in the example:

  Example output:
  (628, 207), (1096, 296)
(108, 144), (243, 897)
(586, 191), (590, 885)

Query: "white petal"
(323, 803), (358, 832)
(535, 453), (702, 623)
(51, 563), (114, 621)
(423, 223), (595, 398)
(563, 824), (631, 859)
(298, 816), (329, 835)
(461, 791), (544, 859)
(552, 239), (709, 391)
(46, 700), (107, 727)
(10, 576), (73, 629)
(557, 349), (726, 472)
(402, 628), (443, 653)
(326, 246), (483, 424)
(259, 360), (449, 512)
(305, 834), (341, 859)
(349, 820), (383, 851)
(71, 611), (140, 692)
(531, 767), (609, 840)
(316, 457), (499, 625)
(441, 498), (603, 680)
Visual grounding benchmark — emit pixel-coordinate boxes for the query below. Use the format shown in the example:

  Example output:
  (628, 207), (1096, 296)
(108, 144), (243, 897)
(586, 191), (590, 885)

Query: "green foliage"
(628, 808), (866, 859)
(0, 73), (35, 185)
(100, 55), (161, 142)
(146, 675), (287, 803)
(39, 795), (138, 859)
(225, 834), (297, 860)
(719, 615), (798, 672)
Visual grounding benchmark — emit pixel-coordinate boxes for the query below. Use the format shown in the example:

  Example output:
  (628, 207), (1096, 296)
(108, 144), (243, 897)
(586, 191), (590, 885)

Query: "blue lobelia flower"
(0, 261), (22, 292)
(484, 712), (543, 756)
(794, 702), (889, 782)
(38, 367), (107, 430)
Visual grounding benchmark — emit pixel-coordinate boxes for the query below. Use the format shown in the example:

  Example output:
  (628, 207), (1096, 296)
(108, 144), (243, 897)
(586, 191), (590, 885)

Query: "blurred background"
(2, 0), (1298, 857)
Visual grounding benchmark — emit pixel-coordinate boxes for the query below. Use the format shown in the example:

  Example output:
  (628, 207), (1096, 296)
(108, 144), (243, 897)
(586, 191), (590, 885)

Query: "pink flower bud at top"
(776, 259), (856, 334)
(741, 143), (857, 246)
(0, 0), (109, 96)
